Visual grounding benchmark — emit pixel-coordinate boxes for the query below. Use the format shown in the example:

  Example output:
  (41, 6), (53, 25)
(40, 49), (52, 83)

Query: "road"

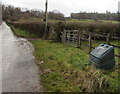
(0, 22), (42, 92)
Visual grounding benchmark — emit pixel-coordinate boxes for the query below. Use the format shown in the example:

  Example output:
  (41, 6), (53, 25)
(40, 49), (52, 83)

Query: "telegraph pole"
(45, 0), (48, 38)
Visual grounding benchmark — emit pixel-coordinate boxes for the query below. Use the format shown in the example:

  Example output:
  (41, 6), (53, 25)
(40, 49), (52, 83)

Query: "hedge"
(9, 21), (119, 41)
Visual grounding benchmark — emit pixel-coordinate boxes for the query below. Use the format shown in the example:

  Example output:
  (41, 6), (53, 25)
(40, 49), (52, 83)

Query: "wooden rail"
(61, 30), (120, 61)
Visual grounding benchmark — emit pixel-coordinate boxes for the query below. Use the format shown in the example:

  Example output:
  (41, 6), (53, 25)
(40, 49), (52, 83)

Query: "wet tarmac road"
(0, 22), (42, 92)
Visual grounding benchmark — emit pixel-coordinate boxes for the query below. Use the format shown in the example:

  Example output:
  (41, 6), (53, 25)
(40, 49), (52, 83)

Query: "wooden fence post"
(77, 31), (81, 48)
(67, 30), (68, 43)
(118, 49), (120, 63)
(89, 32), (92, 54)
(61, 32), (63, 43)
(64, 30), (66, 44)
(61, 30), (66, 44)
(68, 30), (70, 43)
(79, 33), (81, 48)
(118, 38), (120, 62)
(106, 33), (110, 44)
(77, 31), (79, 48)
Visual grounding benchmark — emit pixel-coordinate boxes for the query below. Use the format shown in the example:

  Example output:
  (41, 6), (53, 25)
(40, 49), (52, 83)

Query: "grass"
(31, 40), (88, 92)
(18, 17), (43, 23)
(65, 19), (119, 23)
(80, 40), (120, 63)
(32, 40), (89, 67)
(17, 17), (119, 24)
(11, 24), (119, 92)
(100, 20), (119, 23)
(66, 19), (95, 23)
(18, 17), (61, 23)
(9, 25), (37, 37)
(31, 40), (119, 92)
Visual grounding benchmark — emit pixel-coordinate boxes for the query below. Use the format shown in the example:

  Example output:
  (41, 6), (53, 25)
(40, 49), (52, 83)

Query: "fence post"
(68, 30), (70, 43)
(64, 30), (66, 44)
(77, 31), (79, 48)
(89, 32), (92, 54)
(79, 33), (81, 48)
(66, 30), (68, 43)
(106, 33), (110, 44)
(118, 49), (120, 63)
(61, 32), (63, 43)
(77, 31), (81, 48)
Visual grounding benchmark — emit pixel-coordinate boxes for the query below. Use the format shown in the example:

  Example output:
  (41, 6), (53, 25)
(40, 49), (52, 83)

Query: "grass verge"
(11, 25), (119, 92)
(31, 40), (119, 92)
(31, 40), (88, 92)
(9, 24), (37, 37)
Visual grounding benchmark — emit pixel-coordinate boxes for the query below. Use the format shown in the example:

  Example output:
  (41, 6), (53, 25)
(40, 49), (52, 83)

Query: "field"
(17, 17), (119, 23)
(11, 24), (120, 92)
(66, 19), (119, 23)
(18, 17), (60, 23)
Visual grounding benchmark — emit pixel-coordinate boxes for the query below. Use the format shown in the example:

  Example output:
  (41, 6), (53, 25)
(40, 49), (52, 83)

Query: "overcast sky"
(1, 0), (120, 17)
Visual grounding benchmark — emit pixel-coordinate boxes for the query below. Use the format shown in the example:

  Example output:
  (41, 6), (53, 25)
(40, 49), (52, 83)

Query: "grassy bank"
(31, 40), (119, 92)
(9, 24), (37, 37)
(32, 40), (88, 92)
(11, 25), (119, 92)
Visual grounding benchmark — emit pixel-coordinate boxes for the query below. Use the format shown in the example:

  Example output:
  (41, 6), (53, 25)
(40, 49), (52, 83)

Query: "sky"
(1, 0), (120, 17)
